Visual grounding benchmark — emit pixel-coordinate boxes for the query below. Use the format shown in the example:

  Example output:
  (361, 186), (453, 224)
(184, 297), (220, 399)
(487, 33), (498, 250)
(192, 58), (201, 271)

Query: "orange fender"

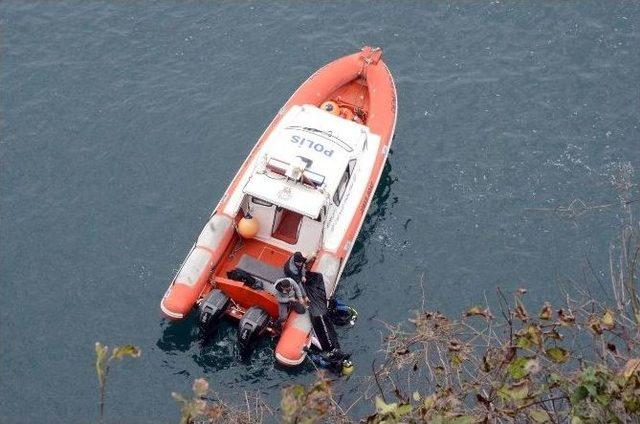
(275, 311), (312, 366)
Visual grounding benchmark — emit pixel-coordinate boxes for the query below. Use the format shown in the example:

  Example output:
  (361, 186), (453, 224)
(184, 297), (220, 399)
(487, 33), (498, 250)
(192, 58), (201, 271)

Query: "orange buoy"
(320, 101), (340, 116)
(340, 107), (354, 121)
(237, 213), (259, 238)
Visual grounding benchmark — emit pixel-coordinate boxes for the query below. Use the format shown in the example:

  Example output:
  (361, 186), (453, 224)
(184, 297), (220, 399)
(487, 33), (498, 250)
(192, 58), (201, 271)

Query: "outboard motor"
(198, 289), (230, 335)
(238, 306), (269, 354)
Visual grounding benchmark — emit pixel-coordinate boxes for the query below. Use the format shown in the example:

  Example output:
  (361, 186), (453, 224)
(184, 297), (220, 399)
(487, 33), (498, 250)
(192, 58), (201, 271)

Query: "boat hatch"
(272, 208), (303, 244)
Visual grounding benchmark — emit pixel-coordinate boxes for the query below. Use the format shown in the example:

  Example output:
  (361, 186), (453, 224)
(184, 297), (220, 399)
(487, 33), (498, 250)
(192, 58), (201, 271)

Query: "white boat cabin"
(224, 105), (381, 256)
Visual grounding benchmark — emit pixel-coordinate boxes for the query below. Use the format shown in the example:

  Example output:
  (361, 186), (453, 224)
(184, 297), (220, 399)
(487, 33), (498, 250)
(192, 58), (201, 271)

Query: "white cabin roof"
(243, 173), (326, 218)
(242, 105), (372, 218)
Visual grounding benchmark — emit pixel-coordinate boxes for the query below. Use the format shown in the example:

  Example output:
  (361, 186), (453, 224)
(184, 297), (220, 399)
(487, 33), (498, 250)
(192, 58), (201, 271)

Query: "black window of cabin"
(333, 159), (356, 206)
(251, 197), (273, 207)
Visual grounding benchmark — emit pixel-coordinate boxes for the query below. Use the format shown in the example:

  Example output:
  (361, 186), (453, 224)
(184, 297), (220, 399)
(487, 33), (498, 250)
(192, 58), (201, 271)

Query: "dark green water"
(1, 1), (639, 422)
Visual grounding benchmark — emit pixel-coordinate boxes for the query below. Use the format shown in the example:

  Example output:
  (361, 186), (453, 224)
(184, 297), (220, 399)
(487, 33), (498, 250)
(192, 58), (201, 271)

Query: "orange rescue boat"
(161, 46), (397, 368)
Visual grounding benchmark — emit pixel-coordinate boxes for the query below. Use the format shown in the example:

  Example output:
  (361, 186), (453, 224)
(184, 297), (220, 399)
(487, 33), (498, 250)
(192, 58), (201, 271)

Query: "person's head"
(293, 252), (305, 266)
(276, 278), (292, 293)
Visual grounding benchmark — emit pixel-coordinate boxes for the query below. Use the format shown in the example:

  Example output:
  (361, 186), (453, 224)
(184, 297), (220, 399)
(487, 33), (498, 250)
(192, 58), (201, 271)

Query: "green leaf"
(570, 385), (589, 404)
(587, 315), (602, 335)
(110, 344), (141, 360)
(515, 325), (543, 350)
(423, 394), (436, 411)
(280, 389), (298, 420)
(464, 305), (492, 320)
(585, 383), (598, 398)
(292, 385), (305, 398)
(375, 396), (412, 420)
(508, 357), (530, 380)
(499, 380), (530, 402)
(601, 310), (615, 329)
(549, 373), (562, 383)
(375, 396), (398, 415)
(529, 408), (551, 423)
(395, 403), (412, 416)
(595, 394), (610, 406)
(525, 324), (543, 348)
(546, 347), (570, 364)
(580, 367), (597, 384)
(451, 353), (462, 367)
(516, 336), (531, 349)
(508, 357), (539, 380)
(624, 393), (640, 413)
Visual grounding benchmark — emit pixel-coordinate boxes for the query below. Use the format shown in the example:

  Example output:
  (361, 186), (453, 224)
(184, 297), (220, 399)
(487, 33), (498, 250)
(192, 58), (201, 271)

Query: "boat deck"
(213, 236), (292, 282)
(329, 77), (370, 121)
(205, 235), (292, 326)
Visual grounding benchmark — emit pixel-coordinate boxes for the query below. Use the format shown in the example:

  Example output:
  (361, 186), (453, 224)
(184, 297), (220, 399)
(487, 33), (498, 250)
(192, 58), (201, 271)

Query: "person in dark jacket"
(284, 251), (306, 282)
(283, 251), (311, 306)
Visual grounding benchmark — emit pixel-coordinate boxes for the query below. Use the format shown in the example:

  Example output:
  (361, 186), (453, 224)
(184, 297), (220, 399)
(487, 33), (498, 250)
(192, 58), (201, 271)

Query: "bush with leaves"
(362, 163), (640, 423)
(171, 377), (270, 424)
(280, 372), (352, 424)
(94, 342), (141, 423)
(366, 285), (640, 423)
